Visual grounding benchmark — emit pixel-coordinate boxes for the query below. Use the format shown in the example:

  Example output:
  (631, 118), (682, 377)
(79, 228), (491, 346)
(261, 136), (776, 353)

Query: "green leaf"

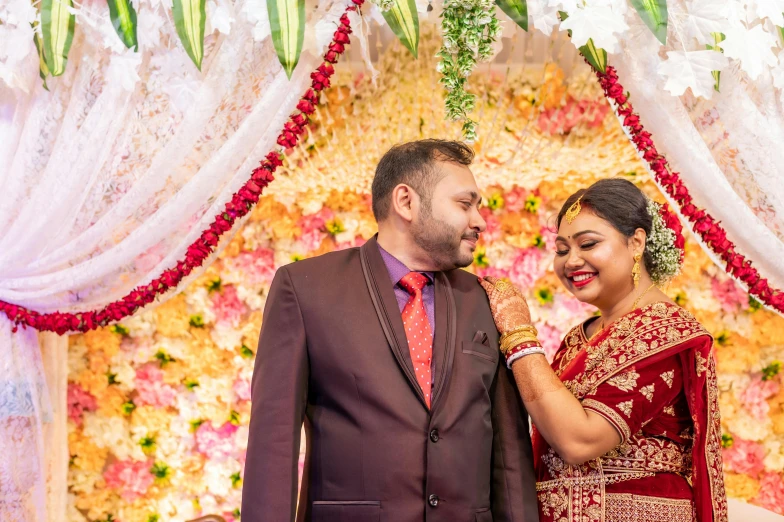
(33, 28), (50, 90)
(706, 32), (725, 92)
(41, 0), (75, 77)
(382, 0), (419, 58)
(108, 0), (138, 50)
(578, 38), (607, 73)
(267, 0), (305, 78)
(172, 0), (206, 70)
(495, 0), (528, 31)
(559, 12), (606, 73)
(629, 0), (667, 45)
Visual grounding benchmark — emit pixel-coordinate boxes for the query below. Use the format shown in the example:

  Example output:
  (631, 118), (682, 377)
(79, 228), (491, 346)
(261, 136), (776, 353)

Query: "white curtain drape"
(611, 0), (784, 310)
(0, 0), (352, 517)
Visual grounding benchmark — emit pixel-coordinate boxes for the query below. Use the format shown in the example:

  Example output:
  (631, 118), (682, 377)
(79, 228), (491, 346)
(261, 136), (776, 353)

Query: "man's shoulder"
(277, 247), (361, 280)
(445, 268), (485, 295)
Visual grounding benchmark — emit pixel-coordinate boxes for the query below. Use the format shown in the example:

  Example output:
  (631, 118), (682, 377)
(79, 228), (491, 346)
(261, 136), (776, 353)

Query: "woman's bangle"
(500, 329), (540, 354)
(505, 342), (545, 369)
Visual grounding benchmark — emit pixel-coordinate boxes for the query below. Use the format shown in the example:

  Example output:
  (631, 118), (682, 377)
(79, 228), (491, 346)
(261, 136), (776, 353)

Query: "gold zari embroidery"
(605, 494), (695, 522)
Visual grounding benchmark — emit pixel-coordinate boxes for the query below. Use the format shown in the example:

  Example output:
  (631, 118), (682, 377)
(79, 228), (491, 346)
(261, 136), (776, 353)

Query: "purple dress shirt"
(377, 244), (435, 331)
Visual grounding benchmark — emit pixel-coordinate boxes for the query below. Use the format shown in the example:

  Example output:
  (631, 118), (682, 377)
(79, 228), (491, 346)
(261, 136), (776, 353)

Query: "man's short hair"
(371, 139), (475, 221)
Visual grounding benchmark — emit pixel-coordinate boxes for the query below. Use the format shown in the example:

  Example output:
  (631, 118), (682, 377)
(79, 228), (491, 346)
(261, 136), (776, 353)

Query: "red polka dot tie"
(399, 272), (433, 408)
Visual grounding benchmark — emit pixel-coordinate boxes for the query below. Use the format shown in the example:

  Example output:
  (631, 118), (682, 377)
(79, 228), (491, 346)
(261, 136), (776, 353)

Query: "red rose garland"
(595, 66), (784, 314)
(0, 1), (365, 335)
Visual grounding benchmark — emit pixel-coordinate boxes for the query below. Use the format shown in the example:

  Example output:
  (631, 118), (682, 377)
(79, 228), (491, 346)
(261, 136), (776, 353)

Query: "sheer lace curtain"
(0, 0), (350, 518)
(612, 0), (784, 308)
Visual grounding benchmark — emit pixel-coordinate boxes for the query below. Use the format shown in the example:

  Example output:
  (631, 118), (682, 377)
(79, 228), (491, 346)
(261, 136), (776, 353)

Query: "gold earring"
(632, 253), (642, 288)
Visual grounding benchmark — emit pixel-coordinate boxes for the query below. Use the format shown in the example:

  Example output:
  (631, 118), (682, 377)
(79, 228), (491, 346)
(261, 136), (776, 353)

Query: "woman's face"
(553, 210), (642, 309)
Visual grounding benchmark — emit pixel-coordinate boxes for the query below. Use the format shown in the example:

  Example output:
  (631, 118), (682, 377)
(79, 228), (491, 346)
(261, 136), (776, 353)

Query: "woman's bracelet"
(505, 341), (545, 369)
(500, 327), (539, 354)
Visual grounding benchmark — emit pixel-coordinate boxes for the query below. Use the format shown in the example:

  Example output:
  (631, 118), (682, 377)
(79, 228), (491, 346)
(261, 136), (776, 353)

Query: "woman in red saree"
(480, 179), (727, 522)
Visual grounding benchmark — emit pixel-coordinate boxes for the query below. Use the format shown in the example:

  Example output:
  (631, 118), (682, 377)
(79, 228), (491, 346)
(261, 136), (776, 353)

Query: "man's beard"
(410, 204), (476, 271)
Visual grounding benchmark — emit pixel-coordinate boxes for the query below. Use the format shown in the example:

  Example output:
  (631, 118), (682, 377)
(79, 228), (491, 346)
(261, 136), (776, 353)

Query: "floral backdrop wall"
(66, 32), (784, 522)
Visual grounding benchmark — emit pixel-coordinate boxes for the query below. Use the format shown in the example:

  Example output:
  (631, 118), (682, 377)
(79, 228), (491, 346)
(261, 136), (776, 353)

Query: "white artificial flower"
(763, 436), (784, 471)
(558, 2), (628, 53)
(746, 0), (784, 27)
(106, 49), (143, 91)
(185, 287), (217, 324)
(137, 5), (166, 49)
(110, 361), (137, 392)
(236, 284), (266, 311)
(83, 414), (147, 460)
(681, 0), (729, 45)
(657, 49), (728, 99)
(207, 0), (235, 35)
(120, 311), (157, 338)
(547, 0), (579, 13)
(529, 0), (561, 36)
(720, 23), (778, 81)
(211, 322), (244, 350)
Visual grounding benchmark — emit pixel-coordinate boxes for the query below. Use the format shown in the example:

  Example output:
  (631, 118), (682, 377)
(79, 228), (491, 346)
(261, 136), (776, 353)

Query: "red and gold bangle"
(504, 341), (545, 369)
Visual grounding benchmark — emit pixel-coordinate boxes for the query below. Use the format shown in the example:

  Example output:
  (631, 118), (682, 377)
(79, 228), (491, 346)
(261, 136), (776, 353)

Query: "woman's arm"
(480, 277), (620, 465)
(508, 353), (620, 465)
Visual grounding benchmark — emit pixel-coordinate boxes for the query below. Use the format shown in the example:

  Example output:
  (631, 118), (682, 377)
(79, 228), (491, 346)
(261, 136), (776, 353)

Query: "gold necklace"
(588, 283), (657, 342)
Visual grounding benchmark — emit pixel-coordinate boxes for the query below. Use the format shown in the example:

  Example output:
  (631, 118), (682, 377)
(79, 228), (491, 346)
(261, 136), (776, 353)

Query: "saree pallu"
(533, 302), (728, 522)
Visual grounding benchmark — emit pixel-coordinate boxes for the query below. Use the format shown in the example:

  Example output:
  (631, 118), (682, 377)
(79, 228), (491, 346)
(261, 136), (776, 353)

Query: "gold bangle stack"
(500, 325), (539, 354)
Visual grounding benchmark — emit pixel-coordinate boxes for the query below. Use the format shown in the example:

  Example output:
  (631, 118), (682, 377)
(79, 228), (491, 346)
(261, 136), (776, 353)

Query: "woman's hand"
(478, 276), (532, 335)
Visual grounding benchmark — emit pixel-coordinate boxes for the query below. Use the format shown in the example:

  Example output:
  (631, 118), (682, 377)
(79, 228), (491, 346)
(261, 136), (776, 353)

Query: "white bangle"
(506, 346), (546, 369)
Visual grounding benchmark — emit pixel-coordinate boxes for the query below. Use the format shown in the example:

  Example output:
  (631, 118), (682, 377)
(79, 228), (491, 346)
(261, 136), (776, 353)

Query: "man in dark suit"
(241, 139), (538, 522)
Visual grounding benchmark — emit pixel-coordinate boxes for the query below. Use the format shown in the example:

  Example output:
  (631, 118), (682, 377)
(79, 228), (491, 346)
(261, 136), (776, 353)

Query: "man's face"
(410, 161), (486, 270)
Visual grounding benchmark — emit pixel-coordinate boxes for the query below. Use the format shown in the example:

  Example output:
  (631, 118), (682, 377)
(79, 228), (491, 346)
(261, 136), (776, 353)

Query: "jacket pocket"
(462, 340), (499, 364)
(475, 507), (493, 522)
(311, 501), (381, 522)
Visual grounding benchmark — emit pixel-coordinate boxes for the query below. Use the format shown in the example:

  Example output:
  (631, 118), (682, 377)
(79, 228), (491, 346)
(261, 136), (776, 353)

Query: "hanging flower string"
(437, 0), (501, 142)
(596, 65), (784, 314)
(0, 1), (364, 335)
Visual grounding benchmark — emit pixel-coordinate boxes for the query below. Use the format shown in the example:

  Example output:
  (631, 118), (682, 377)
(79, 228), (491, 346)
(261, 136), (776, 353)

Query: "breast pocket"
(311, 501), (381, 522)
(461, 340), (499, 364)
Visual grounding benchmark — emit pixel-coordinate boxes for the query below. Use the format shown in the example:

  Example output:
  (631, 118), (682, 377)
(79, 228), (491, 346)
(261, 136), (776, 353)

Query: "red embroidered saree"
(534, 302), (728, 522)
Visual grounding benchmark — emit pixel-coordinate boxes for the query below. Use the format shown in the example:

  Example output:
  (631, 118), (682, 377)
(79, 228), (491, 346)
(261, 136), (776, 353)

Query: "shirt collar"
(377, 243), (434, 286)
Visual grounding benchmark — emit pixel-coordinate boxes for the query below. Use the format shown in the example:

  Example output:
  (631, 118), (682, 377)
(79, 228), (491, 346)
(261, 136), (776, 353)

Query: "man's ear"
(390, 184), (417, 223)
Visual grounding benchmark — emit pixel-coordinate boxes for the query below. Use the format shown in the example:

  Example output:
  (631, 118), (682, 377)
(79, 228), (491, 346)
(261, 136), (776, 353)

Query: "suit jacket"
(241, 236), (538, 522)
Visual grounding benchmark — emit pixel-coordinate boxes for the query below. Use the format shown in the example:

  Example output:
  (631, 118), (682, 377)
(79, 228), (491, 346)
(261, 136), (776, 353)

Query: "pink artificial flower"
(134, 363), (177, 408)
(504, 186), (528, 213)
(722, 438), (766, 477)
(212, 285), (248, 327)
(298, 207), (334, 233)
(67, 383), (97, 426)
(754, 472), (784, 514)
(229, 248), (276, 286)
(335, 236), (366, 250)
(298, 229), (328, 252)
(195, 421), (239, 460)
(739, 376), (779, 421)
(103, 459), (154, 502)
(475, 266), (510, 281)
(711, 276), (748, 314)
(233, 377), (251, 402)
(481, 212), (502, 242)
(508, 248), (546, 290)
(536, 322), (563, 362)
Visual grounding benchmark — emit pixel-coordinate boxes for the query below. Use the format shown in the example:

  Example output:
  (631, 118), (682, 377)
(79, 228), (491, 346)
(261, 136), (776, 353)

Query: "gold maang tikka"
(564, 195), (583, 224)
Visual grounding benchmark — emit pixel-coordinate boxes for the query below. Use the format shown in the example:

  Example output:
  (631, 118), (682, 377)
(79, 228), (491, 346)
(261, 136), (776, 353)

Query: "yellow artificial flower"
(723, 472), (760, 501)
(715, 334), (760, 375)
(325, 189), (367, 212)
(69, 432), (109, 473)
(131, 405), (172, 432)
(751, 311), (784, 346)
(270, 214), (301, 240)
(75, 367), (110, 399)
(84, 329), (122, 358)
(75, 486), (119, 521)
(220, 232), (245, 259)
(97, 386), (129, 418)
(251, 196), (290, 223)
(153, 295), (191, 338)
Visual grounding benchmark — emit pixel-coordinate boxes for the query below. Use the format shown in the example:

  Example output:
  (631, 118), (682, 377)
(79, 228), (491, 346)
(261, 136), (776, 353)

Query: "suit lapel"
(360, 237), (428, 409)
(430, 271), (456, 410)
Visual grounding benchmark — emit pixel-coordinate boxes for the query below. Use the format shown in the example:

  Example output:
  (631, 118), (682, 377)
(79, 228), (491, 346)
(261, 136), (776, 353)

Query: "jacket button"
(428, 494), (439, 507)
(429, 429), (439, 443)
